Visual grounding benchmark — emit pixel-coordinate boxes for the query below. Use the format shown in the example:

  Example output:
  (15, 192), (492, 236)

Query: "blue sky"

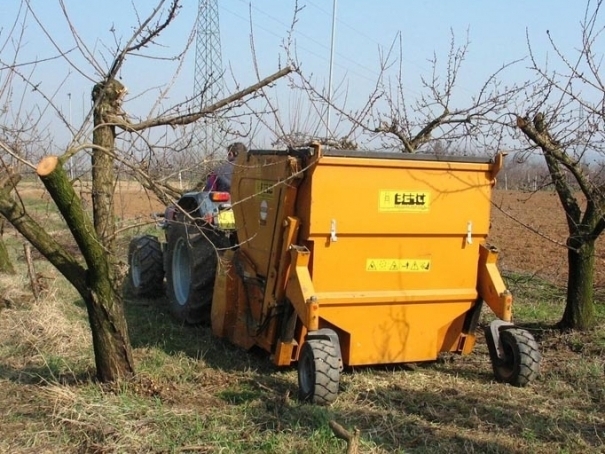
(0, 1), (592, 148)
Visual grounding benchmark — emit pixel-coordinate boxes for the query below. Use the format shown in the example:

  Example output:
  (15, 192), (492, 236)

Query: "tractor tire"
(298, 338), (340, 405)
(492, 328), (541, 387)
(165, 218), (228, 325)
(128, 235), (164, 297)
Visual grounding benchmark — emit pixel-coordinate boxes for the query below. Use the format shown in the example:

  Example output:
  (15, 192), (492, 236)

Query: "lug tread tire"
(165, 219), (228, 325)
(298, 339), (340, 405)
(128, 235), (164, 297)
(493, 328), (541, 387)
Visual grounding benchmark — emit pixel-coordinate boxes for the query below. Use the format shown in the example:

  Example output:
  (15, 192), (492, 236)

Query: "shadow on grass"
(350, 380), (604, 452)
(121, 276), (605, 452)
(0, 362), (95, 386)
(123, 294), (278, 375)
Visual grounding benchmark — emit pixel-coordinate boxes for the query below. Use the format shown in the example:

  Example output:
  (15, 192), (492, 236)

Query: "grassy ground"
(1, 252), (604, 453)
(0, 190), (604, 452)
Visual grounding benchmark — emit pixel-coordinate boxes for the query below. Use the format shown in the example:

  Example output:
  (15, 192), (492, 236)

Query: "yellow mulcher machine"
(206, 143), (541, 404)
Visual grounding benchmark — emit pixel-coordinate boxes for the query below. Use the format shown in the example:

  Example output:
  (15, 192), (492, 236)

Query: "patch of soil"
(490, 190), (605, 286)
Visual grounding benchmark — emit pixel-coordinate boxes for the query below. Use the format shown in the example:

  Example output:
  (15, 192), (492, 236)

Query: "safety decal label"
(255, 180), (275, 199)
(217, 210), (236, 230)
(379, 190), (430, 212)
(366, 259), (431, 272)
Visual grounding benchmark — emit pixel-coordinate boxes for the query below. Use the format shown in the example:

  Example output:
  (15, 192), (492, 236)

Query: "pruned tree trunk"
(92, 79), (123, 253)
(37, 155), (134, 381)
(560, 236), (596, 330)
(87, 78), (135, 380)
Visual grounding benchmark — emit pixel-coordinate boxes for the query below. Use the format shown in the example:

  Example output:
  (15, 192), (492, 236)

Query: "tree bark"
(0, 219), (15, 274)
(0, 172), (18, 275)
(92, 80), (122, 254)
(37, 154), (134, 381)
(559, 236), (596, 330)
(89, 78), (135, 381)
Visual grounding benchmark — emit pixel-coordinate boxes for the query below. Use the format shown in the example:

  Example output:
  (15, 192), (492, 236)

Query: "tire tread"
(493, 328), (541, 387)
(128, 235), (164, 297)
(298, 338), (340, 405)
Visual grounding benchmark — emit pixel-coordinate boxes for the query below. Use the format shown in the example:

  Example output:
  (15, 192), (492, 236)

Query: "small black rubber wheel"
(298, 339), (340, 405)
(492, 328), (541, 387)
(128, 235), (164, 297)
(165, 217), (228, 324)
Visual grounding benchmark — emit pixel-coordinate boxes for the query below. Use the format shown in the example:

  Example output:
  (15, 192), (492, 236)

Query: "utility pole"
(326, 0), (337, 139)
(68, 92), (74, 180)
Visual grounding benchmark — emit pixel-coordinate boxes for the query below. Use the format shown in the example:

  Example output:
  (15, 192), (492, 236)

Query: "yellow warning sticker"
(366, 259), (431, 272)
(255, 180), (275, 199)
(379, 190), (430, 212)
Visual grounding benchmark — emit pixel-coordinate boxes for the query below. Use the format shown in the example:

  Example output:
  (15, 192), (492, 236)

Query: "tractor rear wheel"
(128, 235), (164, 297)
(165, 218), (228, 324)
(492, 328), (541, 387)
(298, 338), (340, 405)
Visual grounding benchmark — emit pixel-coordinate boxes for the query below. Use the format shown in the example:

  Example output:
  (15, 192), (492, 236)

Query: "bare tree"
(288, 26), (526, 154)
(0, 0), (291, 381)
(514, 0), (605, 330)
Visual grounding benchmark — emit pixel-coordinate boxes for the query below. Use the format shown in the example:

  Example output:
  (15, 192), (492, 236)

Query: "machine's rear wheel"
(128, 235), (164, 297)
(298, 338), (340, 405)
(165, 218), (228, 324)
(492, 328), (541, 387)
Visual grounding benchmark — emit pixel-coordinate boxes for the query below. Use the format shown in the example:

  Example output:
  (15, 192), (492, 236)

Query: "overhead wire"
(305, 0), (430, 74)
(304, 0), (485, 97)
(222, 1), (388, 84)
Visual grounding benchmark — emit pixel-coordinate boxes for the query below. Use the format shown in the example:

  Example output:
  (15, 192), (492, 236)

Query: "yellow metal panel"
(320, 301), (472, 365)
(211, 251), (238, 339)
(309, 236), (481, 294)
(296, 156), (493, 238)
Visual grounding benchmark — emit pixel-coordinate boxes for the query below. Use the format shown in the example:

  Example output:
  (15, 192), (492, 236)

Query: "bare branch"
(106, 67), (292, 131)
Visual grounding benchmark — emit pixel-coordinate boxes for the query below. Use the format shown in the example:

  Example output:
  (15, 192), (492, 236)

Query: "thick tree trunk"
(37, 155), (134, 381)
(88, 78), (135, 381)
(91, 116), (116, 253)
(559, 236), (596, 330)
(0, 220), (15, 274)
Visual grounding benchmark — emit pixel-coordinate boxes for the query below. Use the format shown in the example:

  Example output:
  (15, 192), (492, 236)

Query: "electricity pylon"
(193, 0), (224, 157)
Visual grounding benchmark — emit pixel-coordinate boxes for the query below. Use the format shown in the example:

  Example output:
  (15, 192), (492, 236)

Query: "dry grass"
(1, 270), (604, 453)
(1, 189), (604, 453)
(0, 276), (92, 381)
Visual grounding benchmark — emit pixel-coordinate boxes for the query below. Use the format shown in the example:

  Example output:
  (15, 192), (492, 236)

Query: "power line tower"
(194, 0), (224, 157)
